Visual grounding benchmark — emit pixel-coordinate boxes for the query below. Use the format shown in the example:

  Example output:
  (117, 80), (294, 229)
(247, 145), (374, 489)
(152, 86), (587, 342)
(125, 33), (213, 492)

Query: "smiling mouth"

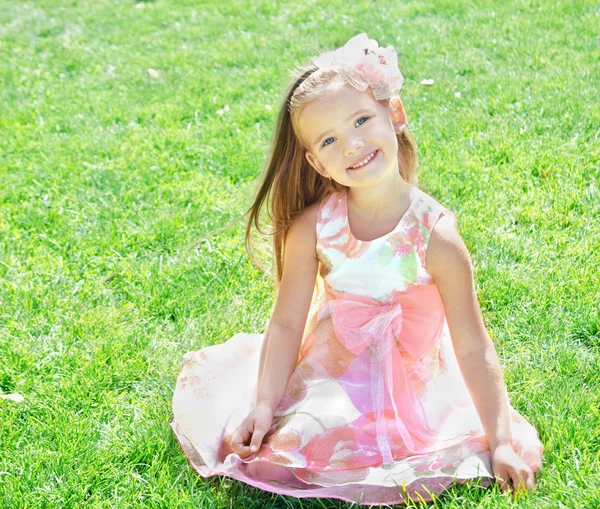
(347, 150), (379, 170)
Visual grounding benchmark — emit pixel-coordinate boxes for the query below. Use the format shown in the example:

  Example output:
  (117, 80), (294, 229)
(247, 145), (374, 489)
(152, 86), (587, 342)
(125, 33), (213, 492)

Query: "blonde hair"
(243, 60), (420, 291)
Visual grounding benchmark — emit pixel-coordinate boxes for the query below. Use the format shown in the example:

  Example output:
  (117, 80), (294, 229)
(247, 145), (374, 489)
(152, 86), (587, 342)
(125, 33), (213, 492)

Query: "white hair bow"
(313, 33), (404, 100)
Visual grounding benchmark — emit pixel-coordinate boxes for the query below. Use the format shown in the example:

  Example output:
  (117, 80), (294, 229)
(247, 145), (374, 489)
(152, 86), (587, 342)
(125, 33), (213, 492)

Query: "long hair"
(243, 59), (420, 293)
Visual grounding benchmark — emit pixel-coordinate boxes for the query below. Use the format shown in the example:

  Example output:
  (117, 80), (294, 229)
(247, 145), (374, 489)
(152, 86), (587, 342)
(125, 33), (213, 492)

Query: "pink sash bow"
(324, 281), (446, 463)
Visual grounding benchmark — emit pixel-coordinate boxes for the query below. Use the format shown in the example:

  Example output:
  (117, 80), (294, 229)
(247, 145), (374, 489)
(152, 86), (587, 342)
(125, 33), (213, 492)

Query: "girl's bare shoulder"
(426, 214), (470, 277)
(288, 201), (320, 243)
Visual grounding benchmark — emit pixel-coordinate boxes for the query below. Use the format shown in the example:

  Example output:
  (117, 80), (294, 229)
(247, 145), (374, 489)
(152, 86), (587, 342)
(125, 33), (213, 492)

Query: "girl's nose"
(345, 139), (365, 157)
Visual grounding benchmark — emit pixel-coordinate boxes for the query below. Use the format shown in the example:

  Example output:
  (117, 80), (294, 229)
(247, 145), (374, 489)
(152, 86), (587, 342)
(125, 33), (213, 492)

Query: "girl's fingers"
(495, 471), (509, 494)
(242, 420), (254, 440)
(517, 469), (534, 494)
(511, 471), (523, 495)
(231, 433), (252, 456)
(495, 477), (504, 493)
(527, 473), (535, 492)
(231, 411), (272, 456)
(249, 432), (263, 452)
(231, 424), (250, 449)
(230, 432), (241, 451)
(509, 468), (533, 498)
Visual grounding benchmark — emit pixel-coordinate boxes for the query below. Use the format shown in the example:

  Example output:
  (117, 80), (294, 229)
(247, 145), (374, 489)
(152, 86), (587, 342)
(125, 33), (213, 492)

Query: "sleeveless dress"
(170, 185), (545, 506)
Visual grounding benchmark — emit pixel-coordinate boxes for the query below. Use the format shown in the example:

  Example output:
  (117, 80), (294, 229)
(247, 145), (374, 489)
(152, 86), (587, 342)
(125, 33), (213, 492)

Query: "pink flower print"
(300, 424), (360, 468)
(346, 234), (371, 258)
(407, 358), (436, 398)
(177, 375), (190, 390)
(319, 223), (347, 252)
(395, 243), (413, 257)
(318, 194), (370, 258)
(386, 231), (413, 256)
(277, 362), (310, 411)
(359, 410), (414, 459)
(191, 376), (215, 399)
(405, 224), (424, 247)
(317, 197), (346, 248)
(300, 412), (407, 470)
(267, 428), (302, 452)
(421, 211), (435, 229)
(405, 224), (428, 266)
(317, 225), (369, 258)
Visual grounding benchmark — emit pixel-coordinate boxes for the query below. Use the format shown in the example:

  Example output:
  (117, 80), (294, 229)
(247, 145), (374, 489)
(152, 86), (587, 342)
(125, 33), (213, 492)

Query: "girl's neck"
(347, 173), (411, 219)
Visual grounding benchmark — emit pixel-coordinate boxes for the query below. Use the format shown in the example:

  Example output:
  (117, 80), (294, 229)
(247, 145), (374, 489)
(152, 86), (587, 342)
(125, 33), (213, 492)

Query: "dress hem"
(171, 419), (498, 506)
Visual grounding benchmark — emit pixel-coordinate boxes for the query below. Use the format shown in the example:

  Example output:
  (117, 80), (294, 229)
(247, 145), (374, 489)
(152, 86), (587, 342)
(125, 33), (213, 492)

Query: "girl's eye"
(322, 116), (370, 147)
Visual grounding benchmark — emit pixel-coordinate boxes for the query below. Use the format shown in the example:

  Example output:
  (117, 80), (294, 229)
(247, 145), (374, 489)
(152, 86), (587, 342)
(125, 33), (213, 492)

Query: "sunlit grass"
(0, 0), (598, 507)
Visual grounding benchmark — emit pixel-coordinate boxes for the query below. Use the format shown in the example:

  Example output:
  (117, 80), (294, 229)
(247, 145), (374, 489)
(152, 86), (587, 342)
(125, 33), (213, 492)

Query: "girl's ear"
(389, 97), (406, 132)
(305, 151), (328, 178)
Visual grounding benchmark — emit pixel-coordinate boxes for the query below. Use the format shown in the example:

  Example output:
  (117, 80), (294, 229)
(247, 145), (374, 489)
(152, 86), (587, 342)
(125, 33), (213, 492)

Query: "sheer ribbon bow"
(325, 281), (445, 464)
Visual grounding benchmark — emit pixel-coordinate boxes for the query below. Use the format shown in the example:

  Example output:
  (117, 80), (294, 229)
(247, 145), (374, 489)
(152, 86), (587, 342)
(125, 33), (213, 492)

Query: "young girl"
(171, 33), (544, 506)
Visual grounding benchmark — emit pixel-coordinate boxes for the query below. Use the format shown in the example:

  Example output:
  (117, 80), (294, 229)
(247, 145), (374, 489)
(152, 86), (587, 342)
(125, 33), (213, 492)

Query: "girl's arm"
(426, 215), (513, 452)
(255, 204), (319, 413)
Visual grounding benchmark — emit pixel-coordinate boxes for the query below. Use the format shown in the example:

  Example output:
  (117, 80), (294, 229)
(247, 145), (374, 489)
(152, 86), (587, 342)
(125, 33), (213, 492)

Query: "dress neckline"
(343, 185), (421, 243)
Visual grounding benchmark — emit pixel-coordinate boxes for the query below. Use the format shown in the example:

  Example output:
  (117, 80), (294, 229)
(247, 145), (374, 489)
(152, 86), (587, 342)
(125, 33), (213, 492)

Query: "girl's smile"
(347, 149), (380, 170)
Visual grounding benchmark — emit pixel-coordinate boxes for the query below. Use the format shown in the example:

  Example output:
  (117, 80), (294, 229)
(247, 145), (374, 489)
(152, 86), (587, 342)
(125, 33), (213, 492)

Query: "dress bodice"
(316, 185), (458, 301)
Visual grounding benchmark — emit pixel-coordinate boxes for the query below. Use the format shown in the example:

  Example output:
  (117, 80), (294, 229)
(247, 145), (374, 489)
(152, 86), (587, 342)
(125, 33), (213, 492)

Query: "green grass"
(1, 0), (598, 507)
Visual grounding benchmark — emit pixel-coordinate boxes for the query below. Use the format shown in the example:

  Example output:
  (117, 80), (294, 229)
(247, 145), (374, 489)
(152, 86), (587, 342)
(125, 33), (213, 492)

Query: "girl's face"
(297, 83), (406, 188)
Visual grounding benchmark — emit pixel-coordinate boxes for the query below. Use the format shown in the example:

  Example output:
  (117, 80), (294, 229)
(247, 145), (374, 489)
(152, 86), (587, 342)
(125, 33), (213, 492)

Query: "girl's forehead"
(300, 87), (379, 123)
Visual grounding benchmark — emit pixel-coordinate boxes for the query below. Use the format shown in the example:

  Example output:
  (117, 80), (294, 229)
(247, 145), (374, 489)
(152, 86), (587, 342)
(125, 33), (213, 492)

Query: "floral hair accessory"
(313, 33), (404, 100)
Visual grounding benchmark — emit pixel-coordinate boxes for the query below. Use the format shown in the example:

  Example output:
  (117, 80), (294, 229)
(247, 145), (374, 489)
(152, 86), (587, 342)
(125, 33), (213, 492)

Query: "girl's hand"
(230, 402), (274, 459)
(491, 444), (535, 498)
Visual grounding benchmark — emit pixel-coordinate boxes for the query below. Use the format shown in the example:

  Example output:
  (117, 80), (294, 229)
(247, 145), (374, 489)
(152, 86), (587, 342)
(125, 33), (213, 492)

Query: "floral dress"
(171, 184), (544, 506)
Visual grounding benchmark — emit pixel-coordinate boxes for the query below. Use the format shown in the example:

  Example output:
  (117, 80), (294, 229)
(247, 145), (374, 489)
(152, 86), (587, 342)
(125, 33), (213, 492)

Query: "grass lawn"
(0, 0), (598, 507)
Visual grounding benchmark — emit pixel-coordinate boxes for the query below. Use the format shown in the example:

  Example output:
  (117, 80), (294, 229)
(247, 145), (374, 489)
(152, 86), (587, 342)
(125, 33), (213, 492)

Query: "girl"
(171, 33), (544, 506)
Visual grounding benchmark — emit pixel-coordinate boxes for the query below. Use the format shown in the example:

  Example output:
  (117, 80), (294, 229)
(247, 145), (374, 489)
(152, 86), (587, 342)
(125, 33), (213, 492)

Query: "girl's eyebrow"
(312, 108), (373, 147)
